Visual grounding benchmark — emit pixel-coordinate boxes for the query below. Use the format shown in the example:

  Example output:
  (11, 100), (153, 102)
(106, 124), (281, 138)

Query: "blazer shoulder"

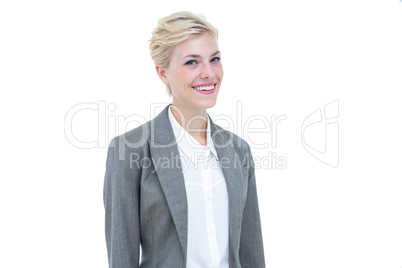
(107, 119), (153, 153)
(212, 122), (251, 155)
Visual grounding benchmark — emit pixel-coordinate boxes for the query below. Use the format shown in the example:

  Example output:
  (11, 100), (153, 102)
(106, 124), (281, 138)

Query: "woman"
(103, 11), (265, 268)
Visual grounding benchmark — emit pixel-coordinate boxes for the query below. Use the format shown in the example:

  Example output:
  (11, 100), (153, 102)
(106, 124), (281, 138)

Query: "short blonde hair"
(149, 11), (219, 97)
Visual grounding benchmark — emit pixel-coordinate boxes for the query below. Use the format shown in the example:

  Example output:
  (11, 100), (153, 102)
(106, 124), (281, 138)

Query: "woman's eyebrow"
(211, 50), (221, 57)
(182, 50), (221, 59)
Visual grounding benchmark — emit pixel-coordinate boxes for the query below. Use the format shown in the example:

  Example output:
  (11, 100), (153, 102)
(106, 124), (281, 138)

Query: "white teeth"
(194, 85), (214, 91)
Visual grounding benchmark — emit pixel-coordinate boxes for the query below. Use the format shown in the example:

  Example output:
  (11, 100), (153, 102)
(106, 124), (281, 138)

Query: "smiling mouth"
(192, 83), (216, 91)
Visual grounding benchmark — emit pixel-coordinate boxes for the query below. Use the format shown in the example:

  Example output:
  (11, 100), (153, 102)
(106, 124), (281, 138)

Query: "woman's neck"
(170, 103), (208, 146)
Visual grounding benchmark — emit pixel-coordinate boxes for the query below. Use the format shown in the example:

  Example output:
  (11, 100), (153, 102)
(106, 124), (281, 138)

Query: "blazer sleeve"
(239, 143), (266, 268)
(103, 137), (141, 268)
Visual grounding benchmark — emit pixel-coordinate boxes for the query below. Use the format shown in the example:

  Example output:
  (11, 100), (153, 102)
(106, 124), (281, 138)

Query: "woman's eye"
(211, 57), (221, 62)
(185, 60), (197, 65)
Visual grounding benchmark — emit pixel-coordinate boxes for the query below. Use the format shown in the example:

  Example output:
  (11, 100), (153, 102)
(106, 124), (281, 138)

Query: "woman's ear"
(155, 64), (169, 84)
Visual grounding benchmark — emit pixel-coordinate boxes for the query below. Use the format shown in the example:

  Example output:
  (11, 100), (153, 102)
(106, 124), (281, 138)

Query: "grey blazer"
(103, 103), (265, 268)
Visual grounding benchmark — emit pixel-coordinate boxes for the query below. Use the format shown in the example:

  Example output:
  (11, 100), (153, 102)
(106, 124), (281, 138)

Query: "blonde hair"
(149, 11), (219, 97)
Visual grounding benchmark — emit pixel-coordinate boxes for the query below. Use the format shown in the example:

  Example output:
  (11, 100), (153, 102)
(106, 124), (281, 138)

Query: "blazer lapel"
(149, 103), (244, 265)
(149, 104), (188, 259)
(208, 113), (244, 265)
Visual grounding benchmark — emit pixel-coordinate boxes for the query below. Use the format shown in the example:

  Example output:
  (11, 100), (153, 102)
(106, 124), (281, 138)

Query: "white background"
(1, 0), (401, 267)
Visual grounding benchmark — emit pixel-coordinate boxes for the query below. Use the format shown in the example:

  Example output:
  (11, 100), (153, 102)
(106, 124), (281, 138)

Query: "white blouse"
(168, 106), (229, 268)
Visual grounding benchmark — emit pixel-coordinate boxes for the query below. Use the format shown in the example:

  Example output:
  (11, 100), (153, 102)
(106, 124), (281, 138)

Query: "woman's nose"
(200, 63), (215, 79)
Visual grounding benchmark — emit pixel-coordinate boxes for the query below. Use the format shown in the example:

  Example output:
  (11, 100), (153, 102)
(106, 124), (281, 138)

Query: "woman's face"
(157, 32), (223, 111)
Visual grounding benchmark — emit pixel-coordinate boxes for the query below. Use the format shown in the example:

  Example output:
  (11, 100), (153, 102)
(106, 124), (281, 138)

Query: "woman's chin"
(197, 99), (217, 109)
